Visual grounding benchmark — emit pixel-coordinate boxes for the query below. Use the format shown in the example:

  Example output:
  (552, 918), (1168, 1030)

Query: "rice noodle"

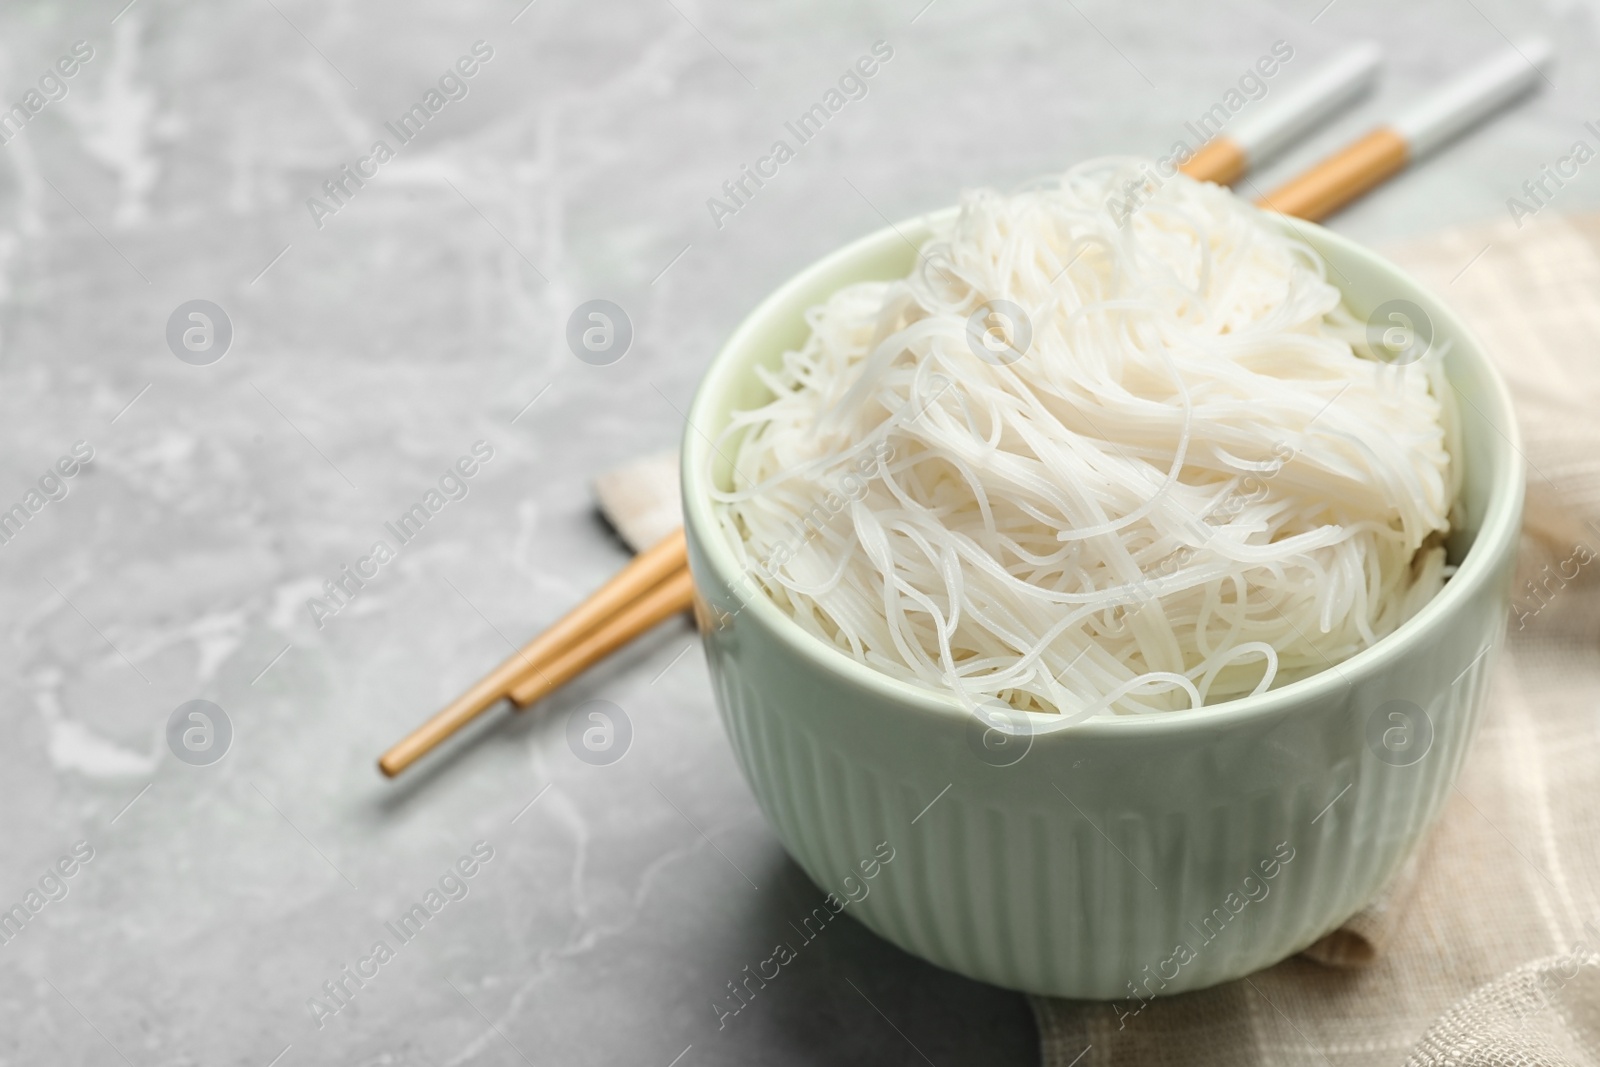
(710, 158), (1457, 717)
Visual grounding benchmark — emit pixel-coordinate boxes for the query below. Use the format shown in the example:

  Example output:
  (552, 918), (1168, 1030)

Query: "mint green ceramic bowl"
(680, 211), (1523, 999)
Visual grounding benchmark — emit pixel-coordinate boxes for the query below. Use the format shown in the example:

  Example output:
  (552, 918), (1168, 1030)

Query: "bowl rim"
(680, 207), (1525, 737)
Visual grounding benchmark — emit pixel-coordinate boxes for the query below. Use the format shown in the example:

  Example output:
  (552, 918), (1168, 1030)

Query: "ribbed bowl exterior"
(680, 212), (1525, 1000)
(690, 530), (1515, 999)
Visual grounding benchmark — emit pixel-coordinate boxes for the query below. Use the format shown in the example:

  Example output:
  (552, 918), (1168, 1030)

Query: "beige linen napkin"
(595, 213), (1600, 1066)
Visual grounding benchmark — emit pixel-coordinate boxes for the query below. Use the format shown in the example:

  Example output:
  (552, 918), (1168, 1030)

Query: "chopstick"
(377, 528), (686, 777)
(1183, 43), (1381, 185)
(1259, 38), (1552, 220)
(377, 39), (1545, 778)
(507, 568), (695, 706)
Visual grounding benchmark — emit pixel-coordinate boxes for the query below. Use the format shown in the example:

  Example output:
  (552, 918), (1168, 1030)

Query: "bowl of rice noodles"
(681, 159), (1523, 998)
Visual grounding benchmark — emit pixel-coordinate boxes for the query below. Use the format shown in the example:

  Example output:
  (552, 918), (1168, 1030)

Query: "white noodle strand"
(711, 159), (1455, 716)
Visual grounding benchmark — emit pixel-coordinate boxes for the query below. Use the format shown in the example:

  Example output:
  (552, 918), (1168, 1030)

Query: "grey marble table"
(1, 0), (1594, 1063)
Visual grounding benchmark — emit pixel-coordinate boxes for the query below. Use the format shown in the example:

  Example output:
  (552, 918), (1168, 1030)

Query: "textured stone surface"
(0, 0), (1590, 1063)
